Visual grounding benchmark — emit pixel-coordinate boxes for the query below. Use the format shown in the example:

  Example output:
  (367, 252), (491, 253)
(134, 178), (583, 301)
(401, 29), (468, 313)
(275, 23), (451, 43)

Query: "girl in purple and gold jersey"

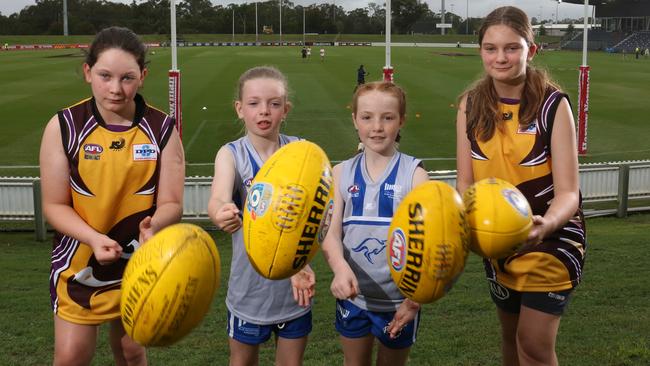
(456, 6), (586, 366)
(39, 27), (185, 365)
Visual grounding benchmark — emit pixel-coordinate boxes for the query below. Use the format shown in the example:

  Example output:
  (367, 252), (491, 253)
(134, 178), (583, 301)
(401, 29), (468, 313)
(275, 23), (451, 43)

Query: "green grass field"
(1, 44), (649, 178)
(1, 214), (649, 365)
(0, 42), (649, 364)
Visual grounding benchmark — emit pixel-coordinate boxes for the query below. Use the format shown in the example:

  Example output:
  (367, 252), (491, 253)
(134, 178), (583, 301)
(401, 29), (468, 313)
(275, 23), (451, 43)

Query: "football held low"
(120, 223), (221, 346)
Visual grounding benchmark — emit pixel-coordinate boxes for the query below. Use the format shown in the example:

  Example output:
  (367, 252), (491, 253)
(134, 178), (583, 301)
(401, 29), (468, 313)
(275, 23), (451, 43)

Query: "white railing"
(2, 161), (649, 239)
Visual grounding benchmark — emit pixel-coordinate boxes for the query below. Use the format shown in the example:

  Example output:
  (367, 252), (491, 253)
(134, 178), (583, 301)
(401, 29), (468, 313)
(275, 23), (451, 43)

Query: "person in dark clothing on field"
(357, 65), (368, 86)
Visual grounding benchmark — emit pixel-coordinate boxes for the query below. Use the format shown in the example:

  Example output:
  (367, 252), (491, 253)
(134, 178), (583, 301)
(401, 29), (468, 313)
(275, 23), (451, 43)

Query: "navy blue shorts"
(334, 299), (419, 349)
(226, 310), (312, 345)
(488, 279), (573, 316)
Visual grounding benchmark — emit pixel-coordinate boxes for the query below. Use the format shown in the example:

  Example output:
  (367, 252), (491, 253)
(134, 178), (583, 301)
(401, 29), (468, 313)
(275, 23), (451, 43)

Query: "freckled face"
(353, 90), (404, 156)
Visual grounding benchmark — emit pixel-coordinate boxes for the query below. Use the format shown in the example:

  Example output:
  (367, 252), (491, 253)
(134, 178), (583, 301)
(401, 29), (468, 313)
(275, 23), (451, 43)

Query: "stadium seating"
(613, 31), (650, 53)
(561, 29), (624, 51)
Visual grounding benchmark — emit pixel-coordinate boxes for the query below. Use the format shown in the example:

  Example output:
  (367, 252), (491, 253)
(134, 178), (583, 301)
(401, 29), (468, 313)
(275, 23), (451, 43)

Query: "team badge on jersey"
(110, 138), (126, 151)
(347, 184), (360, 198)
(83, 144), (103, 160)
(517, 121), (538, 135)
(133, 144), (158, 161)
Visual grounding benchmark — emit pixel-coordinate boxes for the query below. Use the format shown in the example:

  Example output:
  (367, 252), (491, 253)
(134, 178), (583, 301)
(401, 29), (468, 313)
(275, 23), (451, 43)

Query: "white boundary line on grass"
(184, 119), (209, 154)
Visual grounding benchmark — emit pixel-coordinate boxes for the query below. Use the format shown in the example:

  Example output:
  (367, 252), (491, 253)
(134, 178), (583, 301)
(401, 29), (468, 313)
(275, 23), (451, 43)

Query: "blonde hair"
(236, 66), (289, 101)
(461, 6), (561, 142)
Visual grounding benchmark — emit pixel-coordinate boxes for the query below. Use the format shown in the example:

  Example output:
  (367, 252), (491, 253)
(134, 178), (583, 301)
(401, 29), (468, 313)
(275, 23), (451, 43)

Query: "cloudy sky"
(1, 0), (593, 21)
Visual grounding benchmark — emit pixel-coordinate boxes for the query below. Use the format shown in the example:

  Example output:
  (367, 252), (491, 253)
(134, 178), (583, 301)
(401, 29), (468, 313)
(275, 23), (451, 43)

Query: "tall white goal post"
(169, 0), (183, 140)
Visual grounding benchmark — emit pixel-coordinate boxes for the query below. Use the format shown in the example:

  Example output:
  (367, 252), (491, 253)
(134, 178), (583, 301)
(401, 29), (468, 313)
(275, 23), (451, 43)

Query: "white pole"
(279, 0), (282, 43)
(441, 0), (446, 35)
(465, 0), (468, 34)
(582, 0), (588, 65)
(256, 2), (259, 43)
(386, 0), (391, 68)
(169, 0), (182, 139)
(232, 7), (235, 42)
(303, 6), (306, 45)
(63, 0), (68, 36)
(171, 0), (177, 70)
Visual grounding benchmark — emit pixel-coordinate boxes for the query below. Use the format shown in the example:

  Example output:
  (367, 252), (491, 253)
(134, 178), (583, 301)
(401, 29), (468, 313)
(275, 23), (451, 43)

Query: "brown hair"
(462, 6), (561, 141)
(352, 81), (407, 121)
(86, 26), (147, 71)
(236, 66), (289, 101)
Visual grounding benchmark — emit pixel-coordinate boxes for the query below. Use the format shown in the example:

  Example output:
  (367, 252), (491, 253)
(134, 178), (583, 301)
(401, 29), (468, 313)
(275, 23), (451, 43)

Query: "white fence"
(2, 161), (649, 238)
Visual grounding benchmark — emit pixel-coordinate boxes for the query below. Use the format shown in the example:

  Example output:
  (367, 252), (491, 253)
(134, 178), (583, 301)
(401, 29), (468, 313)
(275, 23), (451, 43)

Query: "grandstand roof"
(562, 0), (650, 18)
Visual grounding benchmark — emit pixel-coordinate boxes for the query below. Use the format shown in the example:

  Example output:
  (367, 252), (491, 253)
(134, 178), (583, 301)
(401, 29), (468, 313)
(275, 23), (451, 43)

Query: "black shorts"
(488, 279), (573, 316)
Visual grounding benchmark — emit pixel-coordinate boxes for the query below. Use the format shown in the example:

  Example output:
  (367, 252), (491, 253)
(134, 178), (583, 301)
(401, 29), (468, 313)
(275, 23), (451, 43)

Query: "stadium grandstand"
(562, 0), (650, 52)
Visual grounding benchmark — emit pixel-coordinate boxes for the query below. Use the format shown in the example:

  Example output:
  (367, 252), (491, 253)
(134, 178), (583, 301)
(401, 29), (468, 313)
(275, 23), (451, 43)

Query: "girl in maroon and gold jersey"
(39, 27), (185, 365)
(456, 6), (586, 366)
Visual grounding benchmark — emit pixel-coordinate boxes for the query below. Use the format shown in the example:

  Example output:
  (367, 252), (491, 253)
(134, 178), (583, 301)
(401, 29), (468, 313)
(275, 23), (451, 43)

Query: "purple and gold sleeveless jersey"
(469, 89), (586, 292)
(50, 95), (175, 324)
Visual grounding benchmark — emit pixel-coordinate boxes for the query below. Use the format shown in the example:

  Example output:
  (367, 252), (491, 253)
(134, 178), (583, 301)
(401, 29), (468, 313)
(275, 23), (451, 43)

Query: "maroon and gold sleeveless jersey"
(469, 89), (586, 292)
(50, 95), (175, 324)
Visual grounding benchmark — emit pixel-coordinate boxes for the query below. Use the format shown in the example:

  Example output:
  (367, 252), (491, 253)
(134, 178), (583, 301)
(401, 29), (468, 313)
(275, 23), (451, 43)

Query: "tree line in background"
(0, 0), (484, 36)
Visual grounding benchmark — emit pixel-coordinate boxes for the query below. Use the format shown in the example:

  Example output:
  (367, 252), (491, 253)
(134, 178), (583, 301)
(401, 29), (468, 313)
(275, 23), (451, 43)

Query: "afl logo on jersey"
(347, 184), (360, 198)
(133, 144), (158, 161)
(83, 144), (103, 160)
(388, 228), (406, 271)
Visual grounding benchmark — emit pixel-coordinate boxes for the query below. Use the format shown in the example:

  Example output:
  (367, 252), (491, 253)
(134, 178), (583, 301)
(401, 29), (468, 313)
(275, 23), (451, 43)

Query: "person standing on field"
(455, 6), (586, 366)
(208, 66), (315, 366)
(39, 26), (185, 365)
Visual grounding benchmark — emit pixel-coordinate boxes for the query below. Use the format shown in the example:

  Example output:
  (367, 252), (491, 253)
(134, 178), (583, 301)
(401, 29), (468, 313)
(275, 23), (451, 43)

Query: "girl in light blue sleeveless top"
(322, 82), (430, 365)
(208, 66), (314, 366)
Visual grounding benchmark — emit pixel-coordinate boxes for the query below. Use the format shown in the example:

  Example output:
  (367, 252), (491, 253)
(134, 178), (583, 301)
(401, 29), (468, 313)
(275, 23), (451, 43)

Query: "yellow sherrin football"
(243, 140), (334, 280)
(387, 181), (469, 304)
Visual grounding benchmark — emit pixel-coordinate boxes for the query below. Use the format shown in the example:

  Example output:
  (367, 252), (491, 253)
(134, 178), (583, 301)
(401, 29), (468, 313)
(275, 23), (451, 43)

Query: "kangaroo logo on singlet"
(110, 138), (126, 151)
(133, 144), (158, 161)
(352, 237), (386, 264)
